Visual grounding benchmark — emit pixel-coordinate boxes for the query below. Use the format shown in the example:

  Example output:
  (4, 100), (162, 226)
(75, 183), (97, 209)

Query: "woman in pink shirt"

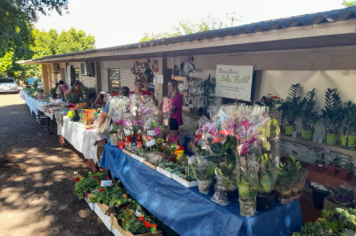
(165, 80), (183, 137)
(59, 80), (69, 102)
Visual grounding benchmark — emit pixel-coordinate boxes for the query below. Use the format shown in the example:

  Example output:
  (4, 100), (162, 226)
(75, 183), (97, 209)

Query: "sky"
(35, 0), (345, 49)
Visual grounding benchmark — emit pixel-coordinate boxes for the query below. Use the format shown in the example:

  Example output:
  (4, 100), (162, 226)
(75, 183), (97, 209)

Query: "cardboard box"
(85, 196), (95, 211)
(93, 203), (113, 232)
(143, 161), (156, 170)
(110, 214), (162, 236)
(323, 195), (347, 210)
(96, 202), (115, 216)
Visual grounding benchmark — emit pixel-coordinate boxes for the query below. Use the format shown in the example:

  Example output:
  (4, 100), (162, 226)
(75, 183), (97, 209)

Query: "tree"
(140, 15), (226, 42)
(342, 1), (356, 7)
(0, 0), (68, 58)
(0, 28), (96, 81)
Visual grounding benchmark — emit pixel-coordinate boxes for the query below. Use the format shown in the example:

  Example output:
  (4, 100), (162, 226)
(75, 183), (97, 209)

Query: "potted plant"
(314, 152), (326, 172)
(109, 123), (119, 146)
(327, 157), (344, 175)
(342, 101), (356, 149)
(321, 89), (344, 145)
(195, 74), (217, 118)
(255, 94), (281, 110)
(190, 157), (216, 194)
(275, 156), (301, 204)
(256, 154), (278, 211)
(278, 84), (300, 136)
(340, 156), (355, 181)
(73, 171), (105, 200)
(208, 135), (237, 206)
(298, 89), (321, 140)
(50, 87), (57, 99)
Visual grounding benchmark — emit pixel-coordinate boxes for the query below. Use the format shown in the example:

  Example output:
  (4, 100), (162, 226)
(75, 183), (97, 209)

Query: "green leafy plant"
(328, 157), (344, 167)
(298, 89), (321, 131)
(255, 94), (281, 110)
(342, 156), (355, 172)
(258, 154), (279, 195)
(109, 123), (118, 134)
(190, 158), (216, 181)
(275, 156), (302, 197)
(278, 84), (300, 126)
(73, 171), (105, 200)
(343, 101), (356, 136)
(314, 152), (325, 164)
(207, 135), (237, 189)
(117, 208), (157, 234)
(91, 185), (128, 207)
(195, 74), (217, 115)
(321, 88), (344, 134)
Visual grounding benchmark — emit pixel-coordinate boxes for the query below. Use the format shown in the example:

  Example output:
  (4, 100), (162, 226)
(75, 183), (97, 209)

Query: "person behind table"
(130, 79), (152, 96)
(58, 80), (69, 102)
(55, 83), (62, 99)
(64, 80), (86, 104)
(94, 93), (106, 108)
(98, 86), (130, 129)
(164, 80), (183, 137)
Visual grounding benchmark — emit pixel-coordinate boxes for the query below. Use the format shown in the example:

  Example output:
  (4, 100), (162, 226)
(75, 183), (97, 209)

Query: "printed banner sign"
(215, 65), (253, 101)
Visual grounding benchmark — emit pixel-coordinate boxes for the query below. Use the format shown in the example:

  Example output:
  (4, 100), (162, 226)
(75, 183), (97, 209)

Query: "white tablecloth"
(20, 90), (39, 116)
(58, 116), (106, 163)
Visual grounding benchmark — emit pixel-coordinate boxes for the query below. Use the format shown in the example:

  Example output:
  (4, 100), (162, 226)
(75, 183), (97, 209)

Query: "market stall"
(57, 116), (106, 163)
(100, 144), (303, 236)
(20, 90), (39, 116)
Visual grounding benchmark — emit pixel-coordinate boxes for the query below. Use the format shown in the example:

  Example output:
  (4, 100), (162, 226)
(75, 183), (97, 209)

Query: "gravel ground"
(0, 93), (112, 236)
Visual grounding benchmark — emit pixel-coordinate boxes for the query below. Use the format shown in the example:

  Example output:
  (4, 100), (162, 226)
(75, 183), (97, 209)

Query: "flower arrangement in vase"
(278, 84), (300, 136)
(342, 101), (356, 149)
(297, 89), (321, 140)
(321, 89), (344, 145)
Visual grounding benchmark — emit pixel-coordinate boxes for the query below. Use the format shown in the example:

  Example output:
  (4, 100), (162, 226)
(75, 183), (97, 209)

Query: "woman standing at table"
(58, 80), (69, 102)
(164, 80), (183, 137)
(130, 79), (152, 96)
(64, 80), (86, 104)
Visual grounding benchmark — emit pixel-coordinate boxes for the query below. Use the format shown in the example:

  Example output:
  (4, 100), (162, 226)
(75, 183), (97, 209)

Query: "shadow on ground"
(0, 95), (111, 236)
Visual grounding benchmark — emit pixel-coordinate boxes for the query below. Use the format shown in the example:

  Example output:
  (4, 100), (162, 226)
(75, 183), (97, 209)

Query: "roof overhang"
(17, 17), (356, 65)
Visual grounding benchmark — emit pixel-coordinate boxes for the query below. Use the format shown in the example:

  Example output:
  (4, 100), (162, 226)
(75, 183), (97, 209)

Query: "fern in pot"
(342, 101), (356, 148)
(278, 84), (300, 136)
(298, 89), (321, 140)
(321, 89), (344, 145)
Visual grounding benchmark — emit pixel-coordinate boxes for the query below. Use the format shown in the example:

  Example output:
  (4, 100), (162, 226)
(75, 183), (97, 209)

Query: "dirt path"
(0, 93), (112, 236)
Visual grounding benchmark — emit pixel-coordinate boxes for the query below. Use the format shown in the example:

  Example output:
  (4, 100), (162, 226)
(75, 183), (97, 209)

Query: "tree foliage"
(0, 0), (68, 58)
(343, 1), (356, 7)
(0, 28), (96, 81)
(140, 15), (226, 42)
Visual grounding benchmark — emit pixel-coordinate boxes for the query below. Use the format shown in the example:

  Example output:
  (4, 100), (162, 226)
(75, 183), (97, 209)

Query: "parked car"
(25, 77), (43, 89)
(0, 77), (18, 93)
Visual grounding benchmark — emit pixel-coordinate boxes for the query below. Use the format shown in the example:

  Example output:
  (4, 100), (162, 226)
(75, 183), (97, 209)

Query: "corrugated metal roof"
(33, 7), (356, 61)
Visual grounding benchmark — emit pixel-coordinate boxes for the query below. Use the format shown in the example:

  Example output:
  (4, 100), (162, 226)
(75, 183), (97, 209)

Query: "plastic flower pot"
(256, 192), (275, 211)
(118, 141), (125, 149)
(301, 129), (313, 140)
(314, 161), (325, 172)
(239, 197), (256, 217)
(327, 165), (340, 175)
(341, 135), (356, 148)
(326, 133), (337, 145)
(197, 179), (213, 195)
(339, 169), (354, 181)
(311, 185), (329, 210)
(110, 133), (118, 146)
(285, 125), (296, 136)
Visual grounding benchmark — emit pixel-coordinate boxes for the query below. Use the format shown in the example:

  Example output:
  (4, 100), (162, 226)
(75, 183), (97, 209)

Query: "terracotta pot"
(314, 161), (325, 172)
(339, 169), (354, 181)
(327, 165), (340, 175)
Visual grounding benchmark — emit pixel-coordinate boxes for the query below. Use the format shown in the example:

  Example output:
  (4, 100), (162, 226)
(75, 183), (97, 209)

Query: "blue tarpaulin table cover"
(100, 143), (303, 236)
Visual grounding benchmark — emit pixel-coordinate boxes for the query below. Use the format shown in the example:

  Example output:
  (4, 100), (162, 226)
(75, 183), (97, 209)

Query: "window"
(74, 69), (80, 81)
(109, 69), (120, 93)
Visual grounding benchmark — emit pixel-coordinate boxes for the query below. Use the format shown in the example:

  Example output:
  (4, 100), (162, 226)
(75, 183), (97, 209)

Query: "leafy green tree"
(343, 1), (356, 7)
(0, 28), (95, 82)
(140, 14), (226, 42)
(0, 0), (68, 58)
